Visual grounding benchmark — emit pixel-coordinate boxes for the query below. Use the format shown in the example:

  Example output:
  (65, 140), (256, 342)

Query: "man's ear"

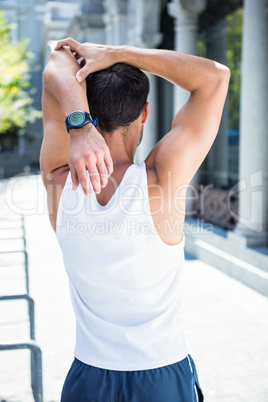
(141, 102), (149, 125)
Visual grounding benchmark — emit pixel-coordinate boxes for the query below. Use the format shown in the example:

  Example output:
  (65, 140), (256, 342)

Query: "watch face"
(69, 111), (85, 126)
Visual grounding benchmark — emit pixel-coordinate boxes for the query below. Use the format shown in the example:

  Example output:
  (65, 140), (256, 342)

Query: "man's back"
(56, 161), (187, 371)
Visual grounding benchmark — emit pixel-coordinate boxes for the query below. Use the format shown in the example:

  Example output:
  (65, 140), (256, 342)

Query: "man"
(40, 38), (230, 401)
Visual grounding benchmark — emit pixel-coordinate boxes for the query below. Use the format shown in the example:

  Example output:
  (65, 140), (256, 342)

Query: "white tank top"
(56, 160), (188, 371)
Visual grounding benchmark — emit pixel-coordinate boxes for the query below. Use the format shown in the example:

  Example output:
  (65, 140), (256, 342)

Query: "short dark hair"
(86, 63), (150, 133)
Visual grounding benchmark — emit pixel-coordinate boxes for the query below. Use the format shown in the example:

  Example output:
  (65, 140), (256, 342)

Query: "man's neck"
(101, 130), (136, 168)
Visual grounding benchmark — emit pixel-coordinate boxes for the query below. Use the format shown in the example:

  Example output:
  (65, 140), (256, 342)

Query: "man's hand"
(69, 126), (113, 196)
(54, 37), (119, 83)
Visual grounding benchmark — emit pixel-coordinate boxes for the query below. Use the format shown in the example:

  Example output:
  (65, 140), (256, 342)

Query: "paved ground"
(0, 175), (268, 402)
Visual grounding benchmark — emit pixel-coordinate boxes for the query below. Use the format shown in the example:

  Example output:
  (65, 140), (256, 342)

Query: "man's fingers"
(103, 147), (114, 176)
(75, 162), (92, 196)
(54, 37), (81, 53)
(96, 159), (109, 188)
(74, 157), (102, 196)
(87, 163), (101, 195)
(69, 161), (79, 190)
(76, 64), (91, 83)
(69, 131), (113, 195)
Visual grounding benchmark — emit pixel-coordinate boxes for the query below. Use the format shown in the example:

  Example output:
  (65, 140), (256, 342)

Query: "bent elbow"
(42, 58), (56, 88)
(42, 51), (59, 84)
(207, 63), (230, 96)
(215, 62), (231, 83)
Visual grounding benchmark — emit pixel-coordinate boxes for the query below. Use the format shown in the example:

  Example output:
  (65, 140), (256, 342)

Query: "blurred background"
(0, 0), (267, 401)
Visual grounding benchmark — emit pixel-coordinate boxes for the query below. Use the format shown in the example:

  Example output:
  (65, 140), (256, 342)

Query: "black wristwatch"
(65, 110), (98, 133)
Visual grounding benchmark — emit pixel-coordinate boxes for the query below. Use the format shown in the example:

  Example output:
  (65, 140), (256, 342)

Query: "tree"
(0, 12), (41, 150)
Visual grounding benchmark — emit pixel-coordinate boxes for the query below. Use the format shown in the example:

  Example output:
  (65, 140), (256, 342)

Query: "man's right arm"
(119, 46), (230, 188)
(54, 39), (230, 192)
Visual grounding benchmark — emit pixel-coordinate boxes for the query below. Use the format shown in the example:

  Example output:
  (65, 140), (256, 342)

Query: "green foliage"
(0, 12), (42, 136)
(197, 32), (206, 58)
(227, 8), (243, 131)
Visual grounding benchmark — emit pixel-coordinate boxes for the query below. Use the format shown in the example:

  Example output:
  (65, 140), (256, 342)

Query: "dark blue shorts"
(61, 355), (204, 402)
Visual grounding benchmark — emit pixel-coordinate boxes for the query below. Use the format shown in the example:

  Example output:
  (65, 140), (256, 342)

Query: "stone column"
(127, 0), (144, 47)
(206, 19), (229, 188)
(104, 0), (129, 45)
(114, 0), (130, 45)
(168, 0), (207, 111)
(228, 0), (268, 247)
(168, 0), (207, 215)
(68, 0), (105, 44)
(130, 0), (162, 164)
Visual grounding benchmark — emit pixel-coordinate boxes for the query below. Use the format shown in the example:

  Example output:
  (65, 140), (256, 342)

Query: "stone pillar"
(168, 0), (207, 111)
(228, 0), (268, 247)
(206, 19), (229, 188)
(128, 0), (162, 164)
(127, 0), (144, 47)
(104, 0), (129, 46)
(114, 0), (130, 45)
(168, 0), (207, 215)
(67, 0), (105, 44)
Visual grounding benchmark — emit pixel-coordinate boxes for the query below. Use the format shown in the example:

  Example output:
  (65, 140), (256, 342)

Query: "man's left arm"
(40, 46), (113, 195)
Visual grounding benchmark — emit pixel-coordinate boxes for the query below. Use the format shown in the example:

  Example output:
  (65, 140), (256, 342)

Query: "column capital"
(168, 0), (207, 29)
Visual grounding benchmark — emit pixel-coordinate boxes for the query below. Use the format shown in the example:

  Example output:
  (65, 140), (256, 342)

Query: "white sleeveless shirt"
(56, 160), (188, 371)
